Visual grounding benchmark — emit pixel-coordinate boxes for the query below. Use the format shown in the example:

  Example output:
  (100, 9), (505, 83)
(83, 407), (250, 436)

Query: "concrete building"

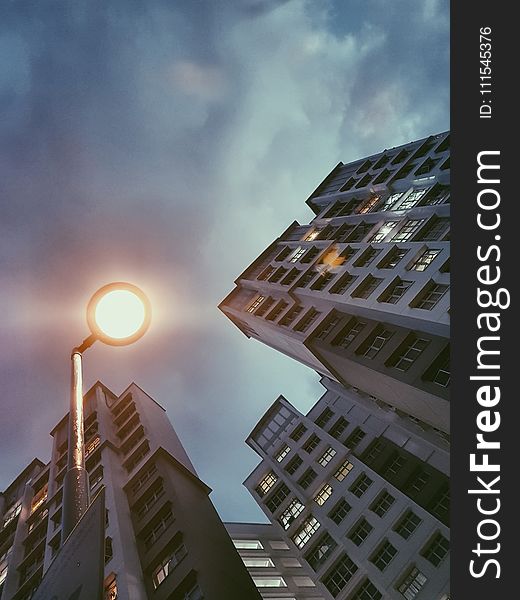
(219, 132), (450, 433)
(0, 382), (261, 600)
(242, 377), (450, 600)
(225, 521), (324, 600)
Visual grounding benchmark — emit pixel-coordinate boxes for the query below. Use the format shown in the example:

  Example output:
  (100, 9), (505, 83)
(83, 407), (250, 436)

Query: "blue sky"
(0, 0), (449, 521)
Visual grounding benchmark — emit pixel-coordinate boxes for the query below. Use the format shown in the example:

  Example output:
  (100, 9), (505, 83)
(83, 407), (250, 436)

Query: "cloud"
(0, 0), (448, 520)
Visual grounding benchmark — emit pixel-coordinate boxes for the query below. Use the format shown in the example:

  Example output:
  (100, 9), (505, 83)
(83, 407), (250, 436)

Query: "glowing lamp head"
(86, 282), (151, 346)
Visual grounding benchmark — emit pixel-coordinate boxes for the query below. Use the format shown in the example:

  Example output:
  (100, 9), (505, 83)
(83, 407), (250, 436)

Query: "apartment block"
(0, 383), (261, 600)
(242, 377), (450, 600)
(219, 132), (450, 432)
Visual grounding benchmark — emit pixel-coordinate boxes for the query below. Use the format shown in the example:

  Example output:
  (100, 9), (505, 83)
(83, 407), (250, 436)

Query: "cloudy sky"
(0, 0), (449, 521)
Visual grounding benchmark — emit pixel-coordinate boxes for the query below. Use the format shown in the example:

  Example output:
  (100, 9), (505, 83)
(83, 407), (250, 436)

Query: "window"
(350, 579), (383, 600)
(398, 188), (429, 210)
(349, 474), (372, 498)
(328, 499), (352, 525)
(130, 463), (157, 495)
(344, 427), (365, 449)
(275, 246), (292, 261)
(301, 246), (321, 263)
(338, 246), (358, 262)
(380, 193), (404, 211)
(105, 537), (113, 564)
(352, 276), (383, 299)
(135, 483), (165, 519)
(152, 536), (187, 589)
(298, 468), (317, 489)
(266, 300), (289, 321)
(348, 222), (374, 242)
(280, 305), (303, 326)
(392, 220), (425, 242)
(384, 454), (406, 478)
(397, 567), (428, 599)
(290, 246), (307, 262)
(254, 296), (275, 317)
(278, 498), (305, 529)
(290, 423), (307, 441)
(414, 283), (449, 310)
(315, 407), (334, 427)
(334, 460), (354, 482)
(394, 510), (422, 539)
(314, 484), (333, 506)
(256, 472), (278, 497)
(329, 417), (349, 439)
(303, 434), (321, 453)
(369, 221), (398, 242)
(370, 491), (395, 517)
(294, 308), (321, 332)
(85, 435), (101, 458)
(431, 485), (450, 522)
(371, 540), (397, 570)
(354, 247), (382, 267)
(252, 576), (287, 588)
(247, 295), (265, 313)
(311, 272), (336, 291)
(143, 510), (174, 549)
(423, 184), (450, 205)
(233, 539), (263, 549)
(329, 272), (358, 294)
(388, 335), (430, 371)
(363, 440), (385, 464)
(379, 279), (413, 304)
(257, 265), (276, 280)
(422, 533), (449, 566)
(416, 217), (449, 241)
(317, 446), (337, 467)
(378, 247), (409, 269)
(406, 469), (430, 496)
(348, 518), (373, 546)
(359, 327), (393, 359)
(295, 270), (318, 288)
(243, 557), (274, 568)
(423, 345), (450, 387)
(285, 455), (303, 475)
(409, 248), (440, 271)
(314, 315), (341, 341)
(322, 553), (358, 597)
(266, 483), (291, 513)
(275, 444), (291, 462)
(281, 269), (301, 286)
(305, 533), (337, 571)
(357, 195), (380, 214)
(292, 516), (321, 549)
(89, 467), (104, 491)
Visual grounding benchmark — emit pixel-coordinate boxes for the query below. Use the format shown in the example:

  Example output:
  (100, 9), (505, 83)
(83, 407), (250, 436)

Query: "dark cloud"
(1, 0), (448, 520)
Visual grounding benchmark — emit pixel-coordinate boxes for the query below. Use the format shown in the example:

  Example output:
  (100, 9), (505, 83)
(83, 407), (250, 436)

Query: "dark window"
(298, 468), (317, 489)
(303, 434), (321, 453)
(344, 427), (366, 449)
(266, 300), (289, 321)
(423, 345), (450, 387)
(357, 326), (393, 359)
(328, 499), (352, 525)
(413, 283), (449, 310)
(265, 483), (291, 513)
(378, 247), (408, 269)
(332, 319), (366, 349)
(349, 474), (372, 498)
(348, 518), (373, 546)
(329, 417), (349, 439)
(315, 408), (335, 428)
(370, 491), (395, 517)
(350, 579), (383, 600)
(379, 279), (413, 304)
(280, 305), (304, 326)
(269, 267), (288, 283)
(280, 269), (301, 286)
(394, 510), (422, 539)
(301, 247), (321, 263)
(290, 423), (307, 441)
(387, 335), (430, 371)
(347, 222), (374, 242)
(370, 540), (397, 571)
(422, 532), (450, 566)
(321, 553), (358, 598)
(352, 276), (383, 299)
(285, 455), (303, 475)
(329, 272), (358, 294)
(305, 533), (338, 571)
(416, 217), (450, 241)
(354, 247), (382, 268)
(294, 308), (321, 332)
(314, 314), (341, 341)
(275, 246), (292, 261)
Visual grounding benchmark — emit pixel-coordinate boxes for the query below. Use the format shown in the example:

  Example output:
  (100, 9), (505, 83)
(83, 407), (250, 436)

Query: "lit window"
(409, 248), (441, 271)
(279, 498), (305, 530)
(314, 484), (333, 506)
(391, 220), (425, 242)
(243, 558), (274, 568)
(253, 577), (287, 588)
(398, 188), (429, 210)
(2, 500), (22, 527)
(317, 446), (337, 467)
(397, 567), (428, 599)
(151, 541), (188, 589)
(275, 444), (291, 462)
(85, 435), (101, 457)
(232, 539), (264, 549)
(290, 246), (307, 262)
(334, 460), (354, 482)
(357, 195), (380, 214)
(247, 295), (265, 313)
(380, 193), (404, 211)
(369, 221), (399, 242)
(292, 516), (321, 549)
(256, 472), (278, 497)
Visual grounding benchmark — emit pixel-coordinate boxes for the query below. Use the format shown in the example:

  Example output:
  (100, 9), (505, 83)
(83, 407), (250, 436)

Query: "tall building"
(219, 132), (450, 433)
(0, 382), (261, 600)
(225, 522), (324, 600)
(242, 377), (450, 600)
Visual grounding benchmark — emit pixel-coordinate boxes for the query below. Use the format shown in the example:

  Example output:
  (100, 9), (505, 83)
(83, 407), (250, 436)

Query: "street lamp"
(62, 282), (151, 542)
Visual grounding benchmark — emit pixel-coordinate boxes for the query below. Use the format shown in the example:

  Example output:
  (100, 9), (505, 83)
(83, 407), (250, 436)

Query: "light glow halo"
(86, 282), (151, 346)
